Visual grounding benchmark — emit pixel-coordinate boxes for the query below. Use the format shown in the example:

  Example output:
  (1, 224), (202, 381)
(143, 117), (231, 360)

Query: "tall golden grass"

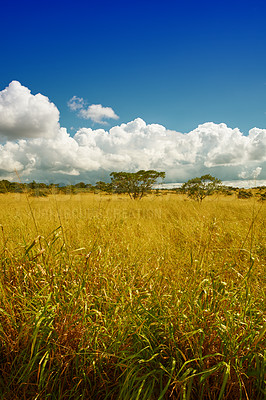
(0, 192), (265, 399)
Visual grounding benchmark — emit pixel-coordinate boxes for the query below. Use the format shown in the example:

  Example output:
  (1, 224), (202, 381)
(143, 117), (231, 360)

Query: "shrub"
(238, 190), (253, 199)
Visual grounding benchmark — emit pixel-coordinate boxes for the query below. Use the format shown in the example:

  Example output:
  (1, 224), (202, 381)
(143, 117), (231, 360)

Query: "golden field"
(0, 192), (265, 399)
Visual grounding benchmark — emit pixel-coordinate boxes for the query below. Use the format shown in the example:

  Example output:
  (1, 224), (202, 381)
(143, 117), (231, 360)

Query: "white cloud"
(0, 116), (265, 184)
(67, 96), (84, 111)
(68, 94), (119, 124)
(252, 167), (262, 178)
(238, 166), (262, 179)
(0, 81), (265, 184)
(0, 81), (60, 139)
(78, 104), (119, 124)
(0, 141), (24, 172)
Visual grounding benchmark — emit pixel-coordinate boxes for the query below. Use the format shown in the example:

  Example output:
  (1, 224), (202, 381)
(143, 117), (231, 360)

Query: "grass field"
(0, 192), (265, 399)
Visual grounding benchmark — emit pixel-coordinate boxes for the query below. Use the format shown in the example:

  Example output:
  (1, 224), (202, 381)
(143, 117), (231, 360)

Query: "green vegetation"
(0, 179), (94, 196)
(1, 174), (265, 201)
(0, 192), (265, 399)
(110, 170), (166, 199)
(1, 169), (166, 199)
(238, 190), (253, 199)
(181, 175), (222, 202)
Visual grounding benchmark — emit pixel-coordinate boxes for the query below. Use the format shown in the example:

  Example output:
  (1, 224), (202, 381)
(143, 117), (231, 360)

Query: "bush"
(258, 192), (266, 201)
(238, 190), (253, 199)
(29, 190), (48, 197)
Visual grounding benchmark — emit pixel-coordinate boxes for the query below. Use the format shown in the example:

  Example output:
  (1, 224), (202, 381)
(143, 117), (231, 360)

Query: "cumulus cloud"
(0, 81), (265, 184)
(252, 167), (262, 178)
(0, 81), (60, 139)
(68, 95), (119, 124)
(238, 166), (262, 179)
(78, 104), (119, 124)
(67, 96), (84, 111)
(0, 117), (265, 184)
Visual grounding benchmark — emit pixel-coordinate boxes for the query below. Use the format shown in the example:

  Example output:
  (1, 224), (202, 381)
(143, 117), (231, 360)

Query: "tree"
(95, 181), (113, 193)
(181, 174), (222, 202)
(29, 180), (38, 190)
(110, 170), (165, 199)
(75, 182), (86, 189)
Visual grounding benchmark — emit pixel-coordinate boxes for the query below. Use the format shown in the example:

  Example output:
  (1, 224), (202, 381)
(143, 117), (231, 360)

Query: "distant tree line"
(0, 170), (166, 199)
(0, 179), (94, 196)
(1, 172), (265, 200)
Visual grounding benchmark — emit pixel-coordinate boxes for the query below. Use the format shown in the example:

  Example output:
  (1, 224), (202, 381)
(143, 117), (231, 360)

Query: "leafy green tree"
(75, 182), (86, 189)
(110, 170), (165, 199)
(29, 180), (38, 190)
(95, 181), (113, 193)
(182, 174), (222, 202)
(0, 180), (12, 193)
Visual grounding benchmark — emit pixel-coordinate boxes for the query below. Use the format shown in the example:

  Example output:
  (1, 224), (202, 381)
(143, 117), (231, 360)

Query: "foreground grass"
(0, 193), (265, 399)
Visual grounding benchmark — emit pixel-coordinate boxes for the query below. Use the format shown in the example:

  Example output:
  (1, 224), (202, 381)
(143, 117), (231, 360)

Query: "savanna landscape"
(1, 1), (266, 399)
(0, 189), (265, 399)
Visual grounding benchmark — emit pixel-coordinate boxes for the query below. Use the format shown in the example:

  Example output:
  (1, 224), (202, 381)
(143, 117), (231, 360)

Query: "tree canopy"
(95, 181), (113, 193)
(110, 170), (165, 199)
(181, 174), (222, 202)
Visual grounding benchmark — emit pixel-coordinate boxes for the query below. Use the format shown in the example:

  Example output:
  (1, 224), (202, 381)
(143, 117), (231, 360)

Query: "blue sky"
(0, 0), (266, 184)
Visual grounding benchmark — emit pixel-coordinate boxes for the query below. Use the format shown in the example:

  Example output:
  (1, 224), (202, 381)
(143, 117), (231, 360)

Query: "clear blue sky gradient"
(1, 0), (266, 134)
